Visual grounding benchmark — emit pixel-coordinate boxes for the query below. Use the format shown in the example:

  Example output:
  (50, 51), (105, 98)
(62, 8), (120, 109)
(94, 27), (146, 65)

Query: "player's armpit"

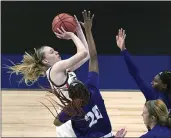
(53, 118), (63, 126)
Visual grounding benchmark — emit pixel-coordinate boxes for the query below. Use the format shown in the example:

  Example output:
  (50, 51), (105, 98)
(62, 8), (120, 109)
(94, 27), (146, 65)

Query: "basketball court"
(2, 90), (147, 137)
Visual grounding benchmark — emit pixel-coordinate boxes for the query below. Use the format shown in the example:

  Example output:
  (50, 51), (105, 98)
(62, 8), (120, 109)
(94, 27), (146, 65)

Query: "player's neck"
(149, 122), (157, 129)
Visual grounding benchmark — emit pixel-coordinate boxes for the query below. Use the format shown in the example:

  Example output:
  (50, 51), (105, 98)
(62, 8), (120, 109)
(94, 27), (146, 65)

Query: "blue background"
(2, 54), (171, 90)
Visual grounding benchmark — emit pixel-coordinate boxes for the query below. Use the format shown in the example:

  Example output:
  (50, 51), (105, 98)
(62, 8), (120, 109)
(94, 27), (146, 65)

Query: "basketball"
(52, 13), (77, 34)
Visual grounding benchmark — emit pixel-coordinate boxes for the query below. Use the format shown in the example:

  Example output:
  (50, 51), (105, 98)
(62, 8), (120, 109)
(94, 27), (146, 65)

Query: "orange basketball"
(52, 13), (77, 34)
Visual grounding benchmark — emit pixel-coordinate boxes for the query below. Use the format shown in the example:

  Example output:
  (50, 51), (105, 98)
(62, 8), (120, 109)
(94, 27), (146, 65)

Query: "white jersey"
(46, 67), (77, 137)
(46, 67), (77, 90)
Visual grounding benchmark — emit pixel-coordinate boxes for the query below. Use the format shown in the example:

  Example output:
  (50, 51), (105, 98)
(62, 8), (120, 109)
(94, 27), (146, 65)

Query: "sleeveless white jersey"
(46, 67), (77, 137)
(46, 67), (77, 90)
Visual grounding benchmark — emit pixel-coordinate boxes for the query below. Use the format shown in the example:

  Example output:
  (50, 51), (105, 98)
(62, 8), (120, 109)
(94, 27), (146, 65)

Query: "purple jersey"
(140, 124), (171, 138)
(121, 49), (171, 110)
(58, 72), (113, 138)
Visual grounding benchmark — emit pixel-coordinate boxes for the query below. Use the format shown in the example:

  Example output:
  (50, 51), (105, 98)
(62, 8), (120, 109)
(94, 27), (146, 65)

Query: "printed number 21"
(85, 105), (103, 127)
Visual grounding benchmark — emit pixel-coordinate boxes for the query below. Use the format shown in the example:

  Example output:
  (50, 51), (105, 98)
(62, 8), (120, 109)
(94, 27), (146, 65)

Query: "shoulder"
(46, 67), (51, 75)
(67, 71), (77, 85)
(140, 131), (155, 138)
(141, 125), (171, 138)
(68, 71), (77, 77)
(46, 67), (52, 79)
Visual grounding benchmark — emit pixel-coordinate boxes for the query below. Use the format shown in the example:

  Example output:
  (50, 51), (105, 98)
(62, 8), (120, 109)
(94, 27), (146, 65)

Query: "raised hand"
(116, 28), (126, 51)
(54, 27), (74, 40)
(80, 10), (94, 31)
(74, 15), (83, 34)
(115, 128), (127, 138)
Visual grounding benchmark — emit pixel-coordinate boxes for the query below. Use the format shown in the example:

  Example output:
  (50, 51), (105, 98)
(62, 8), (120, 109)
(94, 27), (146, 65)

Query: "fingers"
(56, 35), (62, 39)
(54, 32), (62, 39)
(74, 15), (79, 24)
(123, 29), (125, 36)
(79, 21), (84, 27)
(57, 28), (63, 34)
(123, 29), (126, 39)
(115, 128), (127, 138)
(117, 128), (123, 137)
(118, 28), (126, 39)
(116, 35), (118, 41)
(74, 15), (83, 31)
(74, 15), (78, 21)
(123, 130), (127, 137)
(91, 14), (95, 20)
(118, 28), (122, 36)
(124, 34), (126, 39)
(88, 10), (91, 18)
(82, 10), (94, 20)
(82, 10), (87, 20)
(118, 29), (121, 36)
(54, 27), (67, 39)
(120, 128), (127, 137)
(119, 128), (127, 137)
(56, 26), (66, 34)
(54, 32), (60, 36)
(115, 129), (120, 136)
(84, 10), (88, 18)
(61, 26), (66, 33)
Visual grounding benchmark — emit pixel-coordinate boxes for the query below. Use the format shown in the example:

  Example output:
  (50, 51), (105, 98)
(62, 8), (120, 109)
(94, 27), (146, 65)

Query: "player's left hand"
(115, 128), (127, 138)
(80, 10), (94, 31)
(116, 28), (126, 51)
(74, 15), (83, 35)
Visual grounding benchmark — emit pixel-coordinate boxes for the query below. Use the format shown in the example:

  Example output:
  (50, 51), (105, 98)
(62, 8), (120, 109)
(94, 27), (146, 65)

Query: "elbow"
(53, 118), (63, 126)
(77, 50), (88, 61)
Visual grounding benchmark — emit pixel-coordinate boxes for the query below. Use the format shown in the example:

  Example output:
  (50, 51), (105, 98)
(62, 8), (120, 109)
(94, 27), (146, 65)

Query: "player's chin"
(152, 84), (158, 90)
(143, 121), (147, 125)
(57, 57), (61, 61)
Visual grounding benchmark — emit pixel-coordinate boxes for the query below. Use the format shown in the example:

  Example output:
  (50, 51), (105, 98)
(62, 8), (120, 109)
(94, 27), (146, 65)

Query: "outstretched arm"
(82, 10), (98, 74)
(68, 16), (90, 72)
(116, 28), (158, 101)
(51, 27), (88, 73)
(83, 10), (99, 92)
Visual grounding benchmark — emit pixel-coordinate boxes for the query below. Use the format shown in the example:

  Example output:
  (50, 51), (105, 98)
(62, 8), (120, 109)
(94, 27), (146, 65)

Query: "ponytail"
(63, 98), (85, 117)
(6, 47), (47, 85)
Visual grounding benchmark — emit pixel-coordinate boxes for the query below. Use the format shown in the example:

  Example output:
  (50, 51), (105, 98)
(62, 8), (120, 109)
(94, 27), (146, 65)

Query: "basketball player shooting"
(6, 11), (91, 137)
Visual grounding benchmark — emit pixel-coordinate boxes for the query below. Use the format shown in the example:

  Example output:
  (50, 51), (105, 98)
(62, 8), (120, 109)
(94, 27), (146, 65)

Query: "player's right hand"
(54, 27), (74, 40)
(115, 128), (127, 138)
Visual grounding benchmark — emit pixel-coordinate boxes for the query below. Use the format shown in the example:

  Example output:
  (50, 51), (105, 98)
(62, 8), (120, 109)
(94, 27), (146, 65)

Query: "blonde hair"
(6, 46), (47, 85)
(145, 100), (171, 128)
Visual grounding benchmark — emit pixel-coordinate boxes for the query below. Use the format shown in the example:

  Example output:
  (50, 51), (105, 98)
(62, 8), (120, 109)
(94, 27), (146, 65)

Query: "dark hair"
(6, 46), (47, 85)
(41, 80), (90, 118)
(158, 70), (171, 94)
